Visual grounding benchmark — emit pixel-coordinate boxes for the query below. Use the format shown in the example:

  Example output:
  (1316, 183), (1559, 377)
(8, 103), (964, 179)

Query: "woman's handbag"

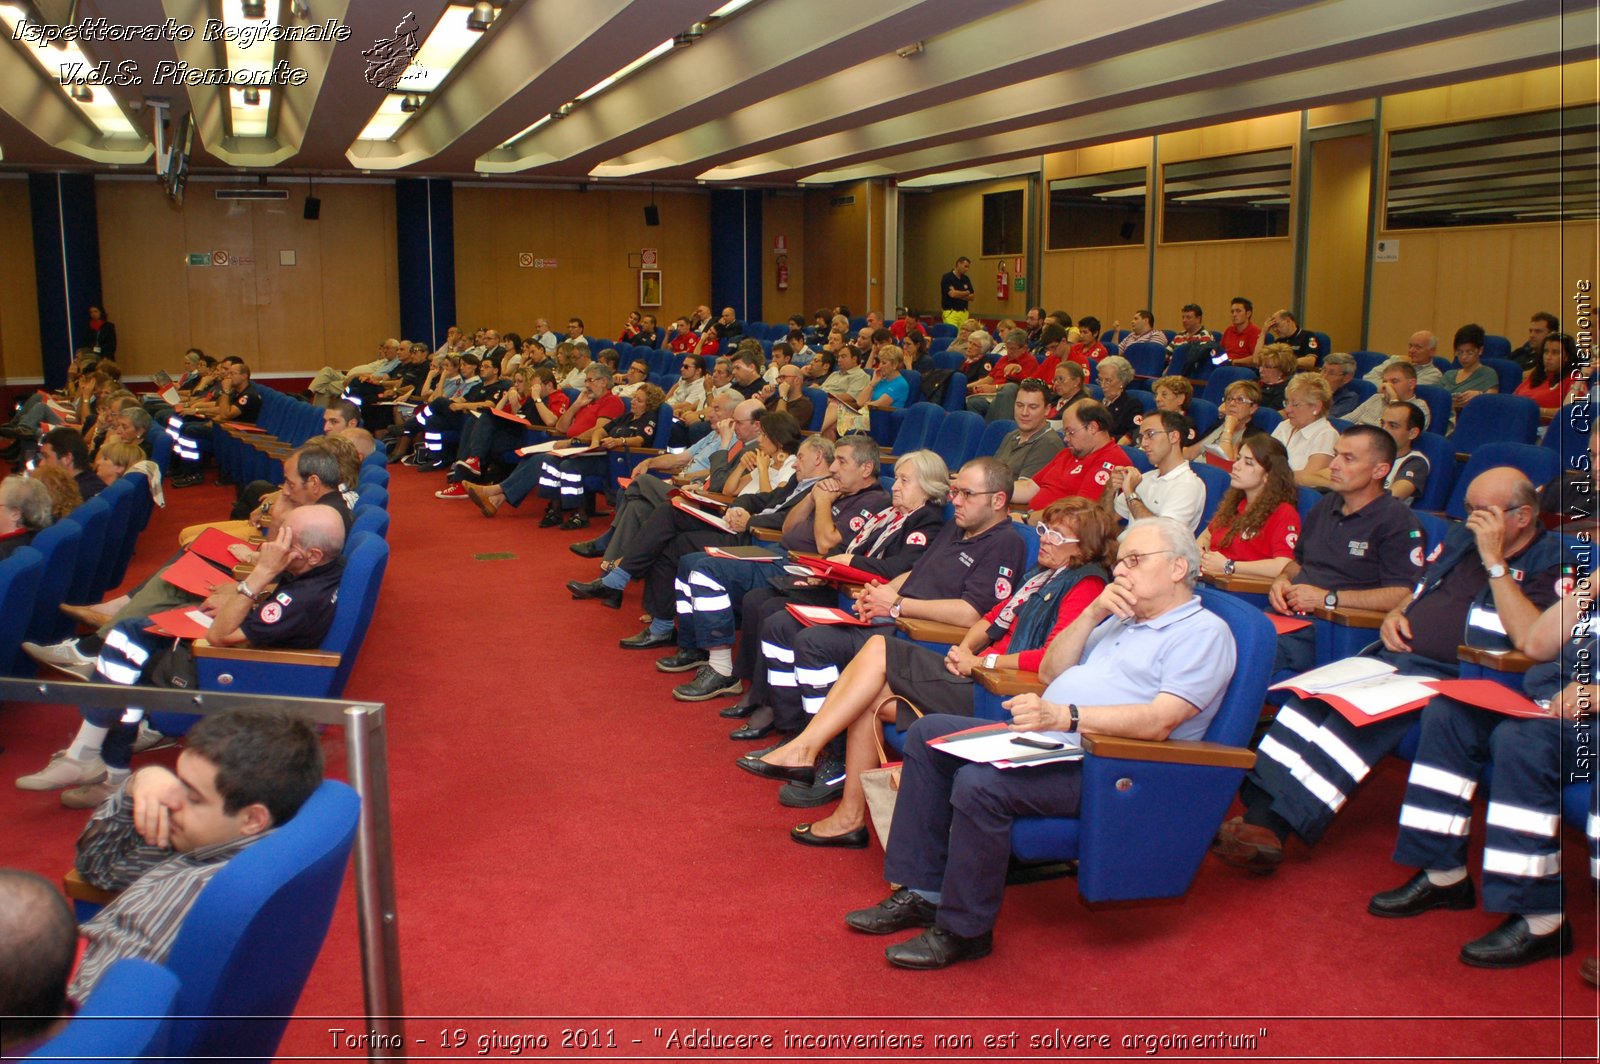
(861, 694), (923, 850)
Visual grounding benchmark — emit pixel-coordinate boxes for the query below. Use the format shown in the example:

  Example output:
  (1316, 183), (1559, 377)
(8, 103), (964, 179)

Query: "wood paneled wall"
(453, 186), (709, 338)
(1303, 133), (1373, 351)
(903, 176), (1033, 322)
(0, 177), (40, 381)
(96, 179), (400, 377)
(1366, 63), (1599, 353)
(803, 182), (875, 318)
(761, 191), (806, 324)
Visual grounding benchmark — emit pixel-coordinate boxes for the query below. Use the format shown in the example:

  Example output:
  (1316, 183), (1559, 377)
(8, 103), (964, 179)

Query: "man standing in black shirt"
(940, 256), (975, 327)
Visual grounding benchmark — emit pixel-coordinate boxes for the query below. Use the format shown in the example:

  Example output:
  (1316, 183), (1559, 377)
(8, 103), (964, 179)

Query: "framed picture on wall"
(640, 269), (662, 308)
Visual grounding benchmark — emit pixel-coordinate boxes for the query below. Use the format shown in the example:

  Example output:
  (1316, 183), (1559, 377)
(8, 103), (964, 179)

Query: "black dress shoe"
(884, 926), (993, 970)
(1459, 916), (1573, 969)
(539, 506), (563, 527)
(562, 511), (590, 530)
(734, 753), (814, 785)
(730, 706), (776, 741)
(844, 889), (937, 935)
(719, 699), (758, 719)
(567, 579), (622, 609)
(672, 665), (742, 701)
(170, 472), (205, 488)
(655, 647), (708, 673)
(790, 823), (869, 849)
(778, 754), (845, 807)
(1368, 871), (1476, 918)
(619, 628), (674, 650)
(569, 539), (605, 558)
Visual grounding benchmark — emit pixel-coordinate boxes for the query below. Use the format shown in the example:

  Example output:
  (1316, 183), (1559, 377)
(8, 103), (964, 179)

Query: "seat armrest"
(700, 491), (737, 505)
(192, 639), (341, 668)
(1203, 572), (1276, 595)
(1082, 733), (1256, 770)
(1312, 604), (1388, 628)
(896, 617), (970, 645)
(1458, 645), (1535, 673)
(64, 868), (121, 906)
(624, 446), (665, 456)
(972, 665), (1044, 696)
(750, 527), (782, 542)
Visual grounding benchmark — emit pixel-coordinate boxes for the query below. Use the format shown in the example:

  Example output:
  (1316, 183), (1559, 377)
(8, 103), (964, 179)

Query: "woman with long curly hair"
(1197, 433), (1301, 579)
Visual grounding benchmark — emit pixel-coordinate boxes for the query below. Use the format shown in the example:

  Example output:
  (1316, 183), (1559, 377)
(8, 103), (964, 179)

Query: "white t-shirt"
(1112, 462), (1208, 533)
(668, 376), (707, 410)
(1271, 417), (1338, 471)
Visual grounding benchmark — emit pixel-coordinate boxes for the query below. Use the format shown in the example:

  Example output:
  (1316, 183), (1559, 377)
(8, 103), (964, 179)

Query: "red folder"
(786, 604), (873, 627)
(1268, 613), (1312, 635)
(162, 551), (231, 598)
(491, 407), (534, 428)
(1427, 679), (1549, 719)
(786, 553), (882, 585)
(188, 527), (251, 569)
(144, 607), (214, 640)
(223, 421), (267, 433)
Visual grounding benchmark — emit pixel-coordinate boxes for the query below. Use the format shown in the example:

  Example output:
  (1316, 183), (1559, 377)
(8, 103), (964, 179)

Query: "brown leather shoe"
(464, 482), (499, 518)
(58, 603), (112, 629)
(1211, 816), (1284, 875)
(1582, 956), (1600, 987)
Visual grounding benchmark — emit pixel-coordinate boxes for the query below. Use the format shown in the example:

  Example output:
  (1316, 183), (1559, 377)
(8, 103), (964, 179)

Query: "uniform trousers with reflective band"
(1393, 704), (1594, 913)
(618, 504), (745, 620)
(755, 610), (891, 733)
(497, 454), (552, 508)
(537, 454), (609, 511)
(732, 585), (834, 692)
(884, 713), (1083, 939)
(674, 550), (783, 649)
(1250, 650), (1457, 846)
(166, 416), (214, 471)
(81, 618), (169, 771)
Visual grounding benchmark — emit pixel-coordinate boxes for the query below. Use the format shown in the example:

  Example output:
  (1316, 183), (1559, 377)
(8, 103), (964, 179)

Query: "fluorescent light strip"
(497, 114), (554, 148)
(228, 87), (273, 136)
(221, 0), (281, 138)
(0, 4), (139, 137)
(576, 39), (672, 101)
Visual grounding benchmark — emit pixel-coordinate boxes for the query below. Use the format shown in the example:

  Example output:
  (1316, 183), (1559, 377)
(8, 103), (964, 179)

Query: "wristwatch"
(235, 580), (258, 599)
(983, 653), (998, 670)
(1324, 590), (1339, 608)
(890, 596), (904, 618)
(1223, 560), (1236, 576)
(1485, 563), (1508, 580)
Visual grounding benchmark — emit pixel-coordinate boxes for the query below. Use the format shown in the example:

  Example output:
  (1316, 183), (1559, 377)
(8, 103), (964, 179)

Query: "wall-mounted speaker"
(304, 196), (321, 220)
(643, 204), (660, 226)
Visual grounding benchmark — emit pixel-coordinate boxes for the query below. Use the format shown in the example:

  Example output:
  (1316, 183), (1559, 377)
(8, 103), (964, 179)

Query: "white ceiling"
(0, 0), (1590, 185)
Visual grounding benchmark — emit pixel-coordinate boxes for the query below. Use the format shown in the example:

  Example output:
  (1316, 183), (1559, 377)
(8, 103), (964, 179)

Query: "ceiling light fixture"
(673, 22), (705, 47)
(399, 94), (424, 113)
(242, 87), (262, 106)
(551, 102), (574, 120)
(466, 1), (495, 32)
(69, 84), (93, 102)
(241, 0), (267, 18)
(895, 41), (924, 58)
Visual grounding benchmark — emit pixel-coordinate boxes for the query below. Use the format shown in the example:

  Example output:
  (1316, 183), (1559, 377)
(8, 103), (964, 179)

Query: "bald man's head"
(284, 504), (346, 573)
(340, 426), (376, 458)
(0, 870), (75, 1050)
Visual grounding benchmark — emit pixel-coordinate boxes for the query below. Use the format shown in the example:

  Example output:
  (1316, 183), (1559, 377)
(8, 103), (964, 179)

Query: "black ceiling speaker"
(304, 195), (321, 220)
(643, 203), (660, 226)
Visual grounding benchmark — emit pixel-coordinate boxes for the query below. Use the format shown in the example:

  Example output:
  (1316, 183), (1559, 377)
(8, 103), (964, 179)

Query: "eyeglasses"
(1138, 428), (1170, 442)
(950, 488), (1000, 501)
(1114, 549), (1175, 570)
(1224, 395), (1257, 405)
(1034, 524), (1080, 547)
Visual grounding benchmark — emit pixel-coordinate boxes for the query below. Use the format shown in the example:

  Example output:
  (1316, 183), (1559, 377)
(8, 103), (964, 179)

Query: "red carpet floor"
(2, 468), (1598, 1061)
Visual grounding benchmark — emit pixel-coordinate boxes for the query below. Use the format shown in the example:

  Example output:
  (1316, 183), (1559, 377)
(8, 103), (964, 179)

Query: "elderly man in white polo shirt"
(1108, 410), (1206, 532)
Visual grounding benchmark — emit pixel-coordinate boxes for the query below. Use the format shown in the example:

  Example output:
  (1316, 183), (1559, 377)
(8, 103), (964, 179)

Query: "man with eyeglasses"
(740, 458), (1027, 774)
(1349, 362), (1431, 432)
(1363, 331), (1445, 389)
(842, 516), (1235, 969)
(1109, 410), (1206, 533)
(1215, 466), (1579, 876)
(1012, 401), (1132, 514)
(992, 380), (1064, 481)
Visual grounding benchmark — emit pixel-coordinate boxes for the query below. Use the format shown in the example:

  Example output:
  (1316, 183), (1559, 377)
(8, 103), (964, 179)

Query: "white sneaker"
(133, 721), (173, 754)
(17, 751), (107, 791)
(61, 777), (124, 810)
(22, 639), (96, 680)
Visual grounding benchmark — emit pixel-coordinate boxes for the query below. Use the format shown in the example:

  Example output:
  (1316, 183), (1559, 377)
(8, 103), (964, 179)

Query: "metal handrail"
(0, 676), (406, 1059)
